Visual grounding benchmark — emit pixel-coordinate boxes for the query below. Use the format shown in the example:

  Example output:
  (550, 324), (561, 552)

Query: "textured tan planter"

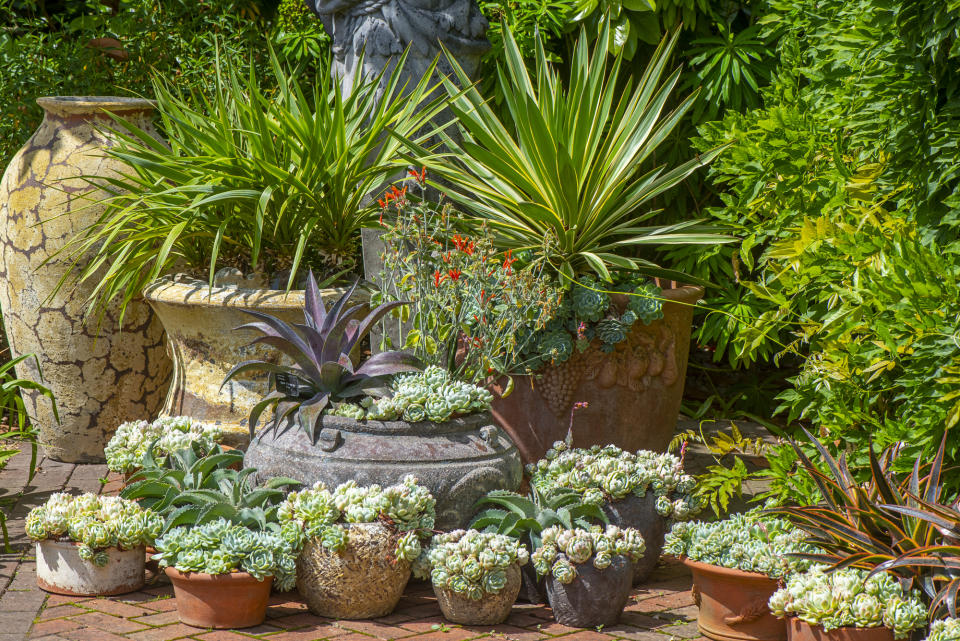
(434, 563), (521, 625)
(143, 275), (358, 446)
(36, 540), (144, 596)
(296, 523), (410, 619)
(0, 97), (171, 462)
(684, 559), (785, 641)
(491, 284), (702, 463)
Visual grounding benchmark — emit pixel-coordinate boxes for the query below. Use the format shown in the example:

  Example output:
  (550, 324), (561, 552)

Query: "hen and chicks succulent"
(418, 530), (529, 600)
(531, 525), (646, 585)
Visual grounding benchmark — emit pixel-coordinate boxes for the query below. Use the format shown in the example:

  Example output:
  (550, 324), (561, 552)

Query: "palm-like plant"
(405, 23), (731, 285)
(222, 272), (423, 442)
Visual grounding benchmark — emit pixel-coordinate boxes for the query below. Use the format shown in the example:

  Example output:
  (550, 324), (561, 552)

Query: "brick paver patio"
(0, 421), (773, 641)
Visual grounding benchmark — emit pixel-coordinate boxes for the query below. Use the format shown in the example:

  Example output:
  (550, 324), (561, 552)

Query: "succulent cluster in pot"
(104, 416), (222, 474)
(153, 518), (299, 590)
(330, 366), (493, 422)
(417, 530), (529, 600)
(277, 475), (435, 561)
(531, 525), (645, 584)
(25, 493), (162, 566)
(663, 509), (816, 579)
(768, 566), (927, 639)
(529, 442), (700, 519)
(925, 619), (960, 641)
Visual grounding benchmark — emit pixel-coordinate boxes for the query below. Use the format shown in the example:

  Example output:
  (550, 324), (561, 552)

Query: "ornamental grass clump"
(330, 366), (493, 423)
(26, 493), (162, 566)
(925, 619), (960, 641)
(663, 509), (816, 579)
(529, 441), (700, 519)
(768, 566), (927, 639)
(419, 530), (529, 600)
(277, 475), (435, 561)
(153, 518), (299, 590)
(104, 416), (222, 473)
(531, 525), (645, 584)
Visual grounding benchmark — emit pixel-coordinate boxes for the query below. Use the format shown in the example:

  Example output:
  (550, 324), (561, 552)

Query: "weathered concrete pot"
(787, 619), (893, 641)
(491, 284), (703, 464)
(296, 523), (410, 619)
(434, 563), (521, 625)
(602, 494), (668, 584)
(684, 559), (785, 641)
(165, 568), (272, 629)
(143, 276), (357, 447)
(544, 555), (633, 628)
(36, 540), (144, 596)
(0, 97), (171, 462)
(244, 412), (522, 529)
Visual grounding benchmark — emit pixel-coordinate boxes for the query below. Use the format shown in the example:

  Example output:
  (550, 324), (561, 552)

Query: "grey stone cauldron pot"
(244, 411), (522, 529)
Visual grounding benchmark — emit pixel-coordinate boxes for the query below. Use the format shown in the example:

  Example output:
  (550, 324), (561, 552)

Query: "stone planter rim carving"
(36, 96), (156, 116)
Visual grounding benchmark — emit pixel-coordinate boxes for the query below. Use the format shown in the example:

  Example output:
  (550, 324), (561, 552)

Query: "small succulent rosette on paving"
(769, 566), (927, 641)
(417, 530), (529, 625)
(924, 619), (960, 641)
(278, 474), (436, 619)
(105, 416), (222, 477)
(27, 492), (162, 596)
(664, 509), (816, 641)
(529, 441), (700, 582)
(153, 518), (298, 629)
(533, 524), (645, 628)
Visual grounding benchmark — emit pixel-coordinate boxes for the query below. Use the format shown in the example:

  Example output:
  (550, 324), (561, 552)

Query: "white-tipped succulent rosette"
(532, 524), (645, 584)
(104, 416), (222, 474)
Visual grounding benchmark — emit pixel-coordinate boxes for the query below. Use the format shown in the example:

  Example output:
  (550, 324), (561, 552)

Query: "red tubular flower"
(448, 268), (462, 281)
(502, 250), (518, 274)
(433, 270), (446, 287)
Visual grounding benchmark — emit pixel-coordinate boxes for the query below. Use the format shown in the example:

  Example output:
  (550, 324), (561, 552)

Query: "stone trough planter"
(36, 540), (145, 596)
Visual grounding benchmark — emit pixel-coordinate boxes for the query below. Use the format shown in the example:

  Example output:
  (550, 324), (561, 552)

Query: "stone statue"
(308, 0), (489, 96)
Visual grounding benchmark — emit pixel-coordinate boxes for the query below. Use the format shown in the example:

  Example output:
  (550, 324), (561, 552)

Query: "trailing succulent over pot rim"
(417, 530), (529, 600)
(925, 619), (960, 641)
(663, 508), (816, 579)
(104, 416), (222, 474)
(26, 493), (162, 567)
(532, 525), (646, 584)
(768, 566), (927, 639)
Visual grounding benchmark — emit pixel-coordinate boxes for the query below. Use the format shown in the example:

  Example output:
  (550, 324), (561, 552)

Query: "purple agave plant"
(222, 272), (423, 443)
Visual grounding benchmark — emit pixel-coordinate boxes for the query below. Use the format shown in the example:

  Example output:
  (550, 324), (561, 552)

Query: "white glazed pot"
(36, 540), (145, 596)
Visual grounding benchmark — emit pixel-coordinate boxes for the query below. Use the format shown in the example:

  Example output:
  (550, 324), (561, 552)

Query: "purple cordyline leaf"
(297, 391), (330, 443)
(221, 360), (304, 391)
(319, 314), (365, 365)
(247, 335), (324, 382)
(352, 351), (423, 379)
(319, 280), (359, 338)
(341, 301), (410, 355)
(304, 270), (328, 332)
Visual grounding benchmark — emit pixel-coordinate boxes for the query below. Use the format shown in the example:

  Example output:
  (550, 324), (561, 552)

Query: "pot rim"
(291, 410), (498, 437)
(163, 567), (273, 584)
(38, 539), (145, 553)
(143, 275), (327, 310)
(37, 96), (156, 115)
(788, 617), (893, 634)
(681, 557), (780, 582)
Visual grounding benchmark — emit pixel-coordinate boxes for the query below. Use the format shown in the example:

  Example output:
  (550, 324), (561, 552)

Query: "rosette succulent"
(278, 475), (435, 560)
(531, 525), (645, 585)
(417, 530), (529, 600)
(769, 566), (927, 639)
(153, 518), (299, 590)
(104, 416), (222, 474)
(529, 442), (700, 520)
(663, 509), (818, 579)
(26, 493), (162, 567)
(925, 619), (960, 641)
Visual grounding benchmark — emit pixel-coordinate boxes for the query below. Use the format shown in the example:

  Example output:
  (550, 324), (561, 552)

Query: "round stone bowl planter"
(36, 540), (144, 596)
(683, 559), (786, 641)
(787, 619), (893, 641)
(244, 412), (522, 529)
(544, 555), (633, 628)
(490, 284), (703, 464)
(434, 563), (522, 625)
(165, 567), (272, 629)
(296, 523), (410, 619)
(602, 494), (668, 584)
(143, 275), (360, 447)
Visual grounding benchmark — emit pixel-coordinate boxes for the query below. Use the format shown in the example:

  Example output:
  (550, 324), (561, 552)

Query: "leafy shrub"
(531, 525), (645, 583)
(25, 493), (162, 566)
(419, 530), (529, 600)
(104, 416), (221, 474)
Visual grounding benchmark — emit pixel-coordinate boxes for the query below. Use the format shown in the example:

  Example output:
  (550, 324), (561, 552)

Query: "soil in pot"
(544, 555), (633, 628)
(683, 559), (786, 641)
(36, 540), (145, 596)
(602, 494), (667, 584)
(787, 618), (894, 641)
(434, 563), (521, 625)
(165, 567), (272, 629)
(296, 523), (410, 619)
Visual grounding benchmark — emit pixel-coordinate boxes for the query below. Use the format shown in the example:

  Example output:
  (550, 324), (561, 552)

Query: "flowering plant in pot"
(277, 475), (436, 619)
(531, 524), (646, 628)
(105, 416), (222, 476)
(663, 509), (817, 641)
(768, 566), (928, 641)
(416, 529), (529, 625)
(529, 436), (700, 582)
(153, 518), (299, 629)
(26, 493), (162, 596)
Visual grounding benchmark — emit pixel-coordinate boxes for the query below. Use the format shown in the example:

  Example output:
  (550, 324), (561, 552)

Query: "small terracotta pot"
(544, 555), (633, 628)
(165, 567), (273, 629)
(683, 559), (785, 641)
(434, 563), (521, 625)
(786, 619), (894, 641)
(36, 540), (145, 596)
